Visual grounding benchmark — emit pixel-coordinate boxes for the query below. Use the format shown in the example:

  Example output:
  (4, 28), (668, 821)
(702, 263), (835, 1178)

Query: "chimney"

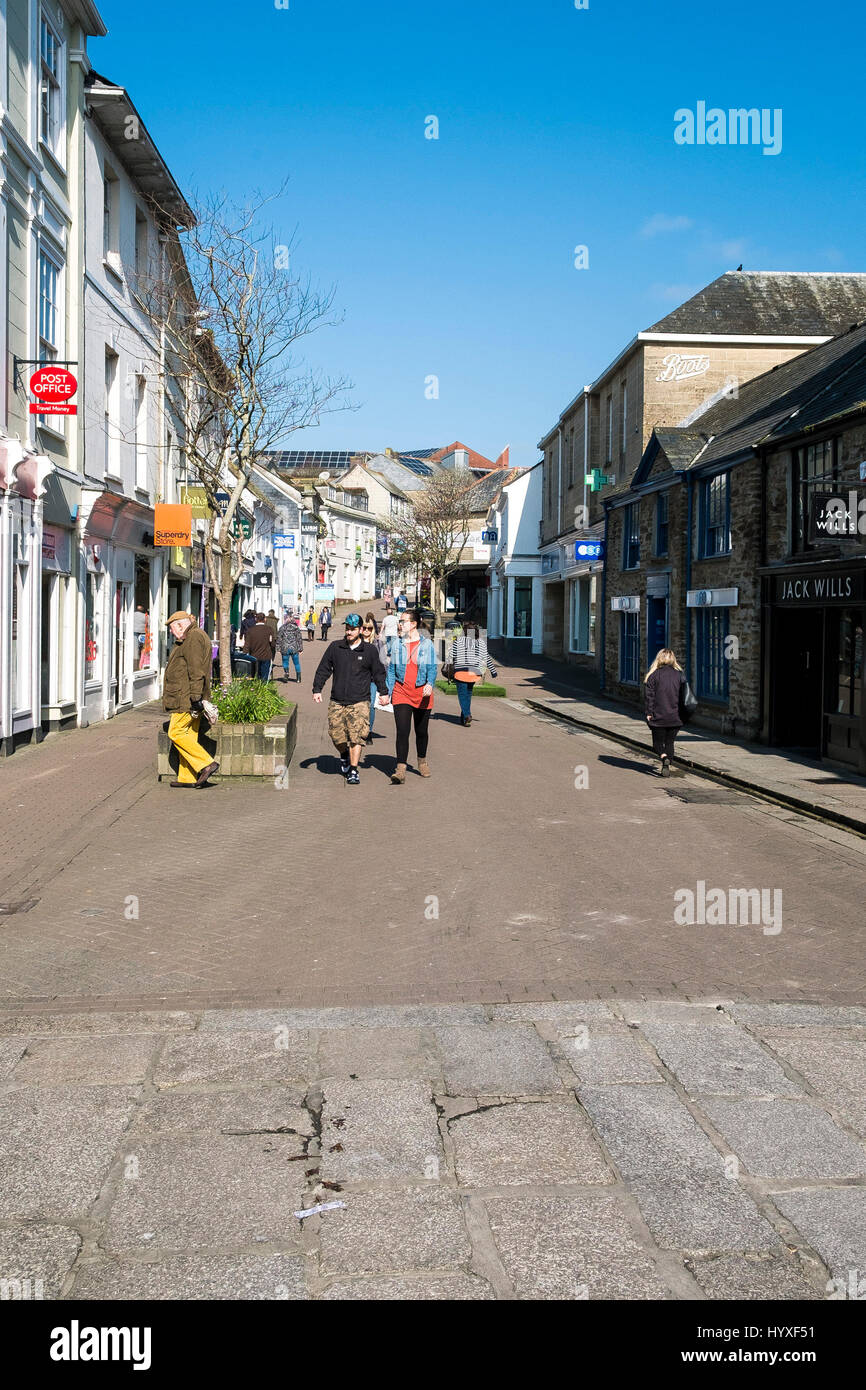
(495, 445), (509, 470)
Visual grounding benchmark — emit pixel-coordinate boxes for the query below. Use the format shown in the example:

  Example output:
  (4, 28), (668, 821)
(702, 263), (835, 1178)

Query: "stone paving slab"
(434, 1024), (564, 1096)
(770, 1189), (866, 1281)
(485, 1192), (669, 1300)
(320, 1272), (493, 1299)
(154, 1031), (316, 1088)
(11, 1035), (157, 1086)
(0, 1085), (139, 1220)
(686, 1254), (822, 1300)
(628, 1176), (780, 1255)
(317, 1189), (472, 1276)
(320, 1079), (442, 1182)
(0, 1037), (27, 1080)
(318, 1027), (438, 1080)
(130, 1086), (313, 1139)
(69, 1253), (308, 1300)
(562, 1031), (663, 1086)
(0, 1224), (82, 1298)
(0, 1011), (196, 1036)
(198, 1005), (489, 1032)
(757, 1031), (866, 1136)
(638, 1019), (802, 1097)
(449, 1100), (612, 1187)
(101, 1134), (308, 1254)
(700, 1097), (866, 1179)
(489, 1002), (617, 1025)
(726, 1003), (866, 1029)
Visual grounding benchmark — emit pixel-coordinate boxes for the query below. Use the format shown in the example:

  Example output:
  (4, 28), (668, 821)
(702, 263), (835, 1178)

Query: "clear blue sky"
(92, 0), (863, 468)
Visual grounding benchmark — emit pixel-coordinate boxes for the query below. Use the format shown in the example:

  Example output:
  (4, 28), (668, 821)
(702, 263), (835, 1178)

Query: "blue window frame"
(700, 472), (731, 556)
(696, 608), (729, 702)
(622, 502), (640, 570)
(655, 492), (669, 556)
(619, 611), (639, 684)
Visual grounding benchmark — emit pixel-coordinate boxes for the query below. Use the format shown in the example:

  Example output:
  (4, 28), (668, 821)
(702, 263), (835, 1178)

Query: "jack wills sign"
(774, 569), (864, 605)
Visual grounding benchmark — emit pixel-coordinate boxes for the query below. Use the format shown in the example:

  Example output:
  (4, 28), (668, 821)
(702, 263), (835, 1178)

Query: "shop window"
(622, 502), (640, 570)
(696, 608), (729, 702)
(85, 573), (101, 682)
(793, 438), (837, 553)
(700, 473), (731, 556)
(133, 557), (152, 671)
(513, 578), (532, 637)
(655, 492), (669, 556)
(39, 251), (60, 363)
(40, 13), (63, 153)
(835, 611), (863, 718)
(619, 611), (639, 684)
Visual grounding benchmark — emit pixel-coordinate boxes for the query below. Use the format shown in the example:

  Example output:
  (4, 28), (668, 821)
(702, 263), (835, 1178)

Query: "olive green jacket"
(162, 626), (213, 712)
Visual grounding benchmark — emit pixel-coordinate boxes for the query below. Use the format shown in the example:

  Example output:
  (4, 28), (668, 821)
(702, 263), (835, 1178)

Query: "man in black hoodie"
(313, 613), (388, 784)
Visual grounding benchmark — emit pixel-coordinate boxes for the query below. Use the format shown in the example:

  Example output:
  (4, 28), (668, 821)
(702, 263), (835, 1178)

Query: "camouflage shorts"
(327, 699), (370, 749)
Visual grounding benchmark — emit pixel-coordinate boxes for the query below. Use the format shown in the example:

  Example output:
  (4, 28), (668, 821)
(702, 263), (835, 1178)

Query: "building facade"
(486, 463), (543, 653)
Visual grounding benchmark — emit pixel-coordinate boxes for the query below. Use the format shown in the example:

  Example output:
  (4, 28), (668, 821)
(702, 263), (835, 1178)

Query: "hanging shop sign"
(181, 486), (211, 519)
(253, 571), (271, 588)
(154, 504), (192, 547)
(29, 366), (78, 416)
(611, 595), (640, 611)
(574, 539), (604, 562)
(686, 588), (739, 608)
(229, 515), (253, 540)
(273, 533), (296, 549)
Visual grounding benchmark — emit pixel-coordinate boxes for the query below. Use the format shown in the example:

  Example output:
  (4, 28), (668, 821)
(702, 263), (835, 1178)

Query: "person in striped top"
(448, 619), (497, 726)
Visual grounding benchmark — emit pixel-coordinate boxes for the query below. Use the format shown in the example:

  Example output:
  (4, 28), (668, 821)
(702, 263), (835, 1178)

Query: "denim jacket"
(386, 634), (438, 694)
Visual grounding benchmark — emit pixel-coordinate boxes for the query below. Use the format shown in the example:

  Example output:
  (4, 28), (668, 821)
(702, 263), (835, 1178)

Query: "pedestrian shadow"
(298, 754), (346, 776)
(597, 753), (656, 775)
(361, 754), (398, 778)
(432, 711), (464, 725)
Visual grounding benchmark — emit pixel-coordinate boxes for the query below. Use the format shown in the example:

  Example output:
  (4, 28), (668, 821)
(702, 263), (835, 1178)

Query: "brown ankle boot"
(417, 759), (431, 777)
(391, 763), (406, 784)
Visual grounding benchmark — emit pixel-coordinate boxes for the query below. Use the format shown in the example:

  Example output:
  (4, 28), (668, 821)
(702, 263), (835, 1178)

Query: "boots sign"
(29, 367), (78, 415)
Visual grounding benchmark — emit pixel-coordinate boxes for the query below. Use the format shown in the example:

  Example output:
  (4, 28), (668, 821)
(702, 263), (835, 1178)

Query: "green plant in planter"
(211, 678), (290, 724)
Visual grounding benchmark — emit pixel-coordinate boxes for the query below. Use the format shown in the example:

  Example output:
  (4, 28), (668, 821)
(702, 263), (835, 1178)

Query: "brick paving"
(0, 621), (863, 1010)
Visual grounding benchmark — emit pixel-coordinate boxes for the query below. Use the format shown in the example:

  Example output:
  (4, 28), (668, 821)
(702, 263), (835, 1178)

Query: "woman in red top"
(387, 610), (436, 784)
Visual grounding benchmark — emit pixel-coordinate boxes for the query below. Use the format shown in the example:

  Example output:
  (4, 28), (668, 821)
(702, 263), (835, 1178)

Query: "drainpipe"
(599, 501), (610, 691)
(685, 470), (694, 682)
(556, 426), (562, 537)
(582, 387), (590, 526)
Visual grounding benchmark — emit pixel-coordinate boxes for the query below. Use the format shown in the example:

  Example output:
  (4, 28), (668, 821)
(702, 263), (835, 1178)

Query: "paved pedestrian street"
(1, 661), (865, 1301)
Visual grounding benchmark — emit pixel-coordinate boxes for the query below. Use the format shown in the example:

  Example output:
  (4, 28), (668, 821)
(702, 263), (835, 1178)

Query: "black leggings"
(652, 726), (679, 760)
(394, 704), (431, 763)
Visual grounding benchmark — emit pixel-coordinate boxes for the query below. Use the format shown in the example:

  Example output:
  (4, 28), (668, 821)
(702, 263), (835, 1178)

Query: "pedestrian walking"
(319, 605), (332, 641)
(644, 648), (686, 777)
(312, 612), (388, 786)
(446, 618), (497, 726)
(362, 613), (389, 743)
(386, 608), (438, 784)
(163, 612), (219, 789)
(383, 585), (393, 613)
(243, 612), (276, 681)
(304, 606), (316, 642)
(265, 609), (279, 643)
(276, 615), (304, 682)
(395, 590), (408, 613)
(240, 608), (257, 637)
(381, 609), (399, 659)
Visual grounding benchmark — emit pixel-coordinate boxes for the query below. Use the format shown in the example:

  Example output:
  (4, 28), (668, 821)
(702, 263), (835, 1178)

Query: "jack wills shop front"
(761, 559), (865, 772)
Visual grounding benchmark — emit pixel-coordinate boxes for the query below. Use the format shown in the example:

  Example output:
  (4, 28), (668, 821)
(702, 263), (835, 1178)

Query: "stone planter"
(157, 705), (297, 784)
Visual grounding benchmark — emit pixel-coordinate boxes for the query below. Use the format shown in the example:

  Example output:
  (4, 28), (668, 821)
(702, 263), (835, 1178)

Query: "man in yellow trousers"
(163, 612), (219, 789)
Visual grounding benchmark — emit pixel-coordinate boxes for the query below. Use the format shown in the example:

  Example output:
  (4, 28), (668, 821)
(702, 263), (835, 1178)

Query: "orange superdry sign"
(154, 504), (192, 547)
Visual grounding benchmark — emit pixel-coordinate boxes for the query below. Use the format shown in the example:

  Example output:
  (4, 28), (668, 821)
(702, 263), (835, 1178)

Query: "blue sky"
(92, 0), (863, 468)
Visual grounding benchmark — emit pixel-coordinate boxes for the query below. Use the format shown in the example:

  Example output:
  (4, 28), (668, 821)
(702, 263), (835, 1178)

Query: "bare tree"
(385, 469), (475, 619)
(144, 192), (352, 683)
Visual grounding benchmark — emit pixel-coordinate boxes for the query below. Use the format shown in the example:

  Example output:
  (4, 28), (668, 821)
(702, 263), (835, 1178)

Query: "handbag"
(680, 680), (698, 721)
(441, 662), (455, 681)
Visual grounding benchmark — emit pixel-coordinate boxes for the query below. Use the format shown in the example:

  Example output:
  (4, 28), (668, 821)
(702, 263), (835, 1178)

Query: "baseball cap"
(344, 613), (362, 629)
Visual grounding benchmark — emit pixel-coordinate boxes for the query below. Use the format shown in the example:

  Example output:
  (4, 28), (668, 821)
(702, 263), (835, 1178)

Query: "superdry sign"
(29, 368), (78, 416)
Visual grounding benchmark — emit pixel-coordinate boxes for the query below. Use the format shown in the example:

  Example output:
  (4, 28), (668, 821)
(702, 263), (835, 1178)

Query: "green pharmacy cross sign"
(584, 470), (610, 492)
(229, 515), (253, 540)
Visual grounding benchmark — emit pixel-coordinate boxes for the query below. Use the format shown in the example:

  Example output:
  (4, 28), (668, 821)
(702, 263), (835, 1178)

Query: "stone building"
(603, 320), (866, 772)
(537, 272), (866, 675)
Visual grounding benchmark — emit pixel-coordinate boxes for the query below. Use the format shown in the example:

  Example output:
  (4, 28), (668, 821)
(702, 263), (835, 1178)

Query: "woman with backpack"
(276, 615), (305, 683)
(446, 618), (497, 726)
(644, 648), (691, 777)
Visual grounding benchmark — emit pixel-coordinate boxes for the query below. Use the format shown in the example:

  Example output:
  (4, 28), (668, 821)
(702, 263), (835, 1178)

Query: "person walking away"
(381, 608), (399, 659)
(448, 618), (497, 726)
(241, 608), (257, 637)
(304, 607), (316, 642)
(243, 612), (276, 681)
(312, 612), (388, 786)
(163, 612), (219, 788)
(383, 585), (393, 613)
(265, 609), (279, 643)
(387, 609), (437, 783)
(644, 648), (685, 777)
(276, 615), (304, 682)
(395, 590), (408, 613)
(319, 605), (332, 641)
(362, 613), (389, 743)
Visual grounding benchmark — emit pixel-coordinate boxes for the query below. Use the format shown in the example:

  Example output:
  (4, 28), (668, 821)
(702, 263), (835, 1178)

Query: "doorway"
(115, 581), (131, 708)
(647, 595), (668, 668)
(771, 607), (824, 753)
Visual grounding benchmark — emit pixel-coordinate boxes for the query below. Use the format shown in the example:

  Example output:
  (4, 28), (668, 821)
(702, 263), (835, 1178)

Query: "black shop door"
(771, 607), (824, 754)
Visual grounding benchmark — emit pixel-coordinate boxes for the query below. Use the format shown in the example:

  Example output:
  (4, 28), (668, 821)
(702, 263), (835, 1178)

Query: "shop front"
(762, 561), (865, 772)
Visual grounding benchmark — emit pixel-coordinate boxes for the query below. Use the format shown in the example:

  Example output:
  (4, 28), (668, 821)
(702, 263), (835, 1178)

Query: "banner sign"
(29, 367), (78, 416)
(154, 504), (192, 547)
(314, 583), (335, 603)
(273, 533), (296, 549)
(181, 486), (211, 519)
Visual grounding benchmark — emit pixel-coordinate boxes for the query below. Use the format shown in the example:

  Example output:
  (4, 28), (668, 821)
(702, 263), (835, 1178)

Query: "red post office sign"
(29, 367), (78, 416)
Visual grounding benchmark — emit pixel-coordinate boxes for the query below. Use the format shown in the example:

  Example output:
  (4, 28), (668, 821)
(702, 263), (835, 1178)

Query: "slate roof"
(646, 272), (866, 338)
(639, 321), (866, 480)
(462, 467), (525, 512)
